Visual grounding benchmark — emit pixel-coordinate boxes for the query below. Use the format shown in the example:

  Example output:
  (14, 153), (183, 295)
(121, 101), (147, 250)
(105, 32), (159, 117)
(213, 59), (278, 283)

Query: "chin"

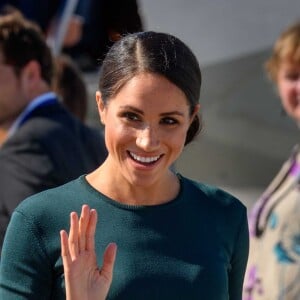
(128, 173), (159, 188)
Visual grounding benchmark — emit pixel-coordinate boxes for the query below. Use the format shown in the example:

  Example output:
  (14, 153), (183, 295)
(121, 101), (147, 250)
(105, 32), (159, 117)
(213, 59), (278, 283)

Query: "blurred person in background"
(65, 0), (144, 71)
(53, 54), (88, 122)
(0, 12), (107, 251)
(0, 128), (7, 146)
(243, 21), (300, 300)
(0, 0), (144, 72)
(0, 0), (84, 49)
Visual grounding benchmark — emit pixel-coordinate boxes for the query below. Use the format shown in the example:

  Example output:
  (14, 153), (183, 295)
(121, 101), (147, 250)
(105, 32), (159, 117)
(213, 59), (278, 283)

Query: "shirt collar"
(7, 92), (58, 138)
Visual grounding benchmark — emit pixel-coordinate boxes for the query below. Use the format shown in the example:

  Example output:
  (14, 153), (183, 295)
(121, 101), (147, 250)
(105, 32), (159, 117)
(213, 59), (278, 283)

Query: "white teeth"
(130, 152), (160, 163)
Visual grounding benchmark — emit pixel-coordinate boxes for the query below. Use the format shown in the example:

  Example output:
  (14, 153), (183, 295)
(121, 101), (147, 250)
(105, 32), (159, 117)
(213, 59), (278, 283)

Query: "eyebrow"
(119, 105), (185, 117)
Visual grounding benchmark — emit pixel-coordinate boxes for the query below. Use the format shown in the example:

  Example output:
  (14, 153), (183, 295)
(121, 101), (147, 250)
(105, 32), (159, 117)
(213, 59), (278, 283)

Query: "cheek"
(104, 123), (135, 149)
(278, 82), (293, 104)
(165, 129), (188, 151)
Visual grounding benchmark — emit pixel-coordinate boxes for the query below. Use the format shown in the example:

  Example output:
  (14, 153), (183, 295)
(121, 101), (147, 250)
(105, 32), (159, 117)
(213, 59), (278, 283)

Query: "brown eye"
(285, 73), (300, 81)
(122, 112), (140, 122)
(161, 117), (178, 125)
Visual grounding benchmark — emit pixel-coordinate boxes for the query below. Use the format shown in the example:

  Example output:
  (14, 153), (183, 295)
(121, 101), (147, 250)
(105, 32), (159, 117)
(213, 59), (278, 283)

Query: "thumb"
(100, 243), (117, 283)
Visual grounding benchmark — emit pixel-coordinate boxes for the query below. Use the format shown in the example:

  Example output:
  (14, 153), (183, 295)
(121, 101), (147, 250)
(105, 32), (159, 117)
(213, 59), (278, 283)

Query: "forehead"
(118, 73), (187, 101)
(108, 73), (190, 113)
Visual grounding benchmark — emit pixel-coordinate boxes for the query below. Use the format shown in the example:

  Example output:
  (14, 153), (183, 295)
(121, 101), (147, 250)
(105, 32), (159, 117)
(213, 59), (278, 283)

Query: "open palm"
(60, 205), (117, 300)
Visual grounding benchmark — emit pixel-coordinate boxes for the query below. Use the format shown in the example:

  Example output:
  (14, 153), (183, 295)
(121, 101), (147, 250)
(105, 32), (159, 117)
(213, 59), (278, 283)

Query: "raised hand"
(60, 205), (117, 300)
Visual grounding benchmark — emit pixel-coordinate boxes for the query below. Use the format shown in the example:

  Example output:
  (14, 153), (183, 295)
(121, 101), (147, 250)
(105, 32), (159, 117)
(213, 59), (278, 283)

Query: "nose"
(136, 126), (160, 150)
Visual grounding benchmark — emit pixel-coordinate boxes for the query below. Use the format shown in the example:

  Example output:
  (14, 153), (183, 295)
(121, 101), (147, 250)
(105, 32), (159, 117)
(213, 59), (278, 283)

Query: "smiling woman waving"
(0, 31), (249, 300)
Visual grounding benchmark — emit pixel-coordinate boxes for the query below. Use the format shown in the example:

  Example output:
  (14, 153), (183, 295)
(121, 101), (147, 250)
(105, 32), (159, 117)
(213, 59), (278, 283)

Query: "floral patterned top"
(243, 145), (300, 300)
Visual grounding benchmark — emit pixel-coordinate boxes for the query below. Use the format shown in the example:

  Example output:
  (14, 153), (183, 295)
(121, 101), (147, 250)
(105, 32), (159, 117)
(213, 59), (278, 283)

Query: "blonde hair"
(265, 21), (300, 82)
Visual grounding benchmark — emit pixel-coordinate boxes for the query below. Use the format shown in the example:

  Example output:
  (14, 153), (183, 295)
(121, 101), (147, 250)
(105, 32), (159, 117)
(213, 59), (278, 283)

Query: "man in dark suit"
(0, 12), (107, 249)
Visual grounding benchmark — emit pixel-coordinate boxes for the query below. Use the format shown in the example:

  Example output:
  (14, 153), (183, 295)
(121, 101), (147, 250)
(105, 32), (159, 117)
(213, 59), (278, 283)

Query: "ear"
(190, 104), (200, 125)
(20, 60), (42, 94)
(108, 29), (122, 42)
(96, 91), (106, 125)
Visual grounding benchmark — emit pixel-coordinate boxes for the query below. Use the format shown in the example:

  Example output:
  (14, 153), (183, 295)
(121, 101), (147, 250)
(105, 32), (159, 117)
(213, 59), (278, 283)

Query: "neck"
(29, 85), (51, 100)
(86, 162), (180, 206)
(0, 127), (8, 146)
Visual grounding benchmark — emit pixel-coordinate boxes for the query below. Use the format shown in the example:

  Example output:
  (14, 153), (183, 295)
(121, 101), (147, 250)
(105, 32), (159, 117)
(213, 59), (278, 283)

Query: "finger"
(100, 243), (117, 283)
(79, 205), (90, 252)
(86, 209), (97, 251)
(69, 212), (79, 260)
(60, 230), (72, 272)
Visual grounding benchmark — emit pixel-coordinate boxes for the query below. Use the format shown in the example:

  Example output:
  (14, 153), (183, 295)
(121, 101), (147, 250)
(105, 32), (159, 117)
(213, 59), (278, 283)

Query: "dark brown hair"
(265, 21), (300, 82)
(53, 55), (88, 122)
(0, 11), (54, 85)
(99, 31), (202, 145)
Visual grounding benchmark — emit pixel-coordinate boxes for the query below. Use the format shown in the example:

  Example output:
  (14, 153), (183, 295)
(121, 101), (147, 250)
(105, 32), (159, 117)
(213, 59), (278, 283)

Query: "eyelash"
(121, 112), (179, 125)
(160, 117), (178, 125)
(122, 112), (140, 121)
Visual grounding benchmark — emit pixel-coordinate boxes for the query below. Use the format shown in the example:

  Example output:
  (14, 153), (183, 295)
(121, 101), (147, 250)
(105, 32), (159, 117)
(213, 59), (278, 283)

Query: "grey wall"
(139, 0), (299, 65)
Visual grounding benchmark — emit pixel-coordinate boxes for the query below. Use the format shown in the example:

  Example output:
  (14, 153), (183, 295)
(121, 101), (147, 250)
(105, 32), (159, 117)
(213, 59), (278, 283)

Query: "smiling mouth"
(128, 151), (162, 164)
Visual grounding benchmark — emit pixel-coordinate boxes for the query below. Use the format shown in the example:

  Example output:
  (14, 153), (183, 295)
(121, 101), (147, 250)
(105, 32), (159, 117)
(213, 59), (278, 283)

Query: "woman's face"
(277, 60), (300, 122)
(97, 72), (199, 187)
